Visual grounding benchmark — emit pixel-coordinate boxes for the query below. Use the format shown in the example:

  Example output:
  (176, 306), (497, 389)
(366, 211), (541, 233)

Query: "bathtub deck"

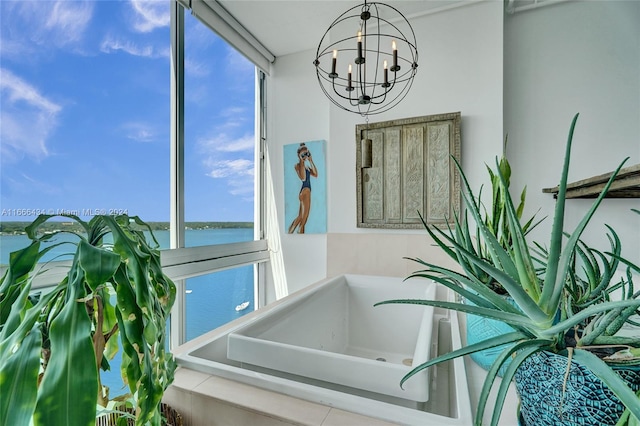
(163, 367), (398, 425)
(163, 349), (519, 425)
(165, 310), (520, 426)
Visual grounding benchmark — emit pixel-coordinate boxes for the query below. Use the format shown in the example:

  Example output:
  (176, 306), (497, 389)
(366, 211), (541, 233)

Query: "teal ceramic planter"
(465, 296), (516, 376)
(514, 350), (640, 426)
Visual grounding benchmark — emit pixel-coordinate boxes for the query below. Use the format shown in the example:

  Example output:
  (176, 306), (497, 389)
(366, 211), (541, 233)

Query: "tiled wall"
(326, 233), (462, 278)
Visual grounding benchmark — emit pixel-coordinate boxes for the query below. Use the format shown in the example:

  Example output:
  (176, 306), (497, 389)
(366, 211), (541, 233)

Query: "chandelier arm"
(330, 79), (356, 102)
(369, 88), (388, 106)
(369, 79), (395, 103)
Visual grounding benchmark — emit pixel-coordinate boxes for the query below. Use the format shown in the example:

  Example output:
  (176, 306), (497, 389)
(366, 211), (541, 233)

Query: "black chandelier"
(314, 1), (418, 116)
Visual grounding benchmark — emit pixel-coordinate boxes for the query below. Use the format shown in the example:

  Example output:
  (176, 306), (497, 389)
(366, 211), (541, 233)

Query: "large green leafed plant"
(0, 214), (176, 426)
(377, 114), (640, 425)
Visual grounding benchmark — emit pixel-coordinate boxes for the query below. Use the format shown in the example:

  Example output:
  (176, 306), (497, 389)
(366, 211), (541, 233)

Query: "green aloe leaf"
(616, 389), (640, 426)
(452, 157), (521, 283)
(376, 299), (534, 328)
(448, 247), (548, 323)
(417, 213), (548, 323)
(493, 156), (541, 303)
(475, 340), (553, 425)
(541, 299), (640, 339)
(611, 253), (640, 275)
(406, 262), (521, 314)
(489, 345), (544, 426)
(408, 271), (508, 311)
(539, 114), (630, 315)
(539, 113), (579, 310)
(399, 331), (527, 389)
(419, 214), (486, 284)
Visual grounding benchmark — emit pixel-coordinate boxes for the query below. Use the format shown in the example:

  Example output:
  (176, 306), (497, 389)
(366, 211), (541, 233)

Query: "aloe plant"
(436, 137), (542, 296)
(0, 214), (176, 426)
(482, 137), (541, 278)
(377, 114), (640, 425)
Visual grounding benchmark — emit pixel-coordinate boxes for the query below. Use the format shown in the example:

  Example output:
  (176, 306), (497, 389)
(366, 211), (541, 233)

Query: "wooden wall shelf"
(542, 163), (640, 199)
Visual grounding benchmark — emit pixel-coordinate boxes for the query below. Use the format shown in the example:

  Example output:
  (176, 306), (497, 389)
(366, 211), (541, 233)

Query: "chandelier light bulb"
(391, 40), (399, 72)
(330, 49), (338, 77)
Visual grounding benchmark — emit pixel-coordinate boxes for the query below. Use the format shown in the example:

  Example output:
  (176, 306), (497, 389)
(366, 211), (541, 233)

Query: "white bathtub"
(175, 274), (473, 425)
(227, 274), (435, 402)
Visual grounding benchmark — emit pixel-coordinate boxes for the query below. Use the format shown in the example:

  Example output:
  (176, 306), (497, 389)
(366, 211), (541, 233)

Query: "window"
(183, 11), (256, 247)
(185, 266), (255, 340)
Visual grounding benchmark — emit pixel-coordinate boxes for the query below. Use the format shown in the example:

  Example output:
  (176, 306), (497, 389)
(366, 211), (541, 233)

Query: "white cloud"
(0, 68), (61, 162)
(20, 1), (92, 48)
(129, 0), (170, 33)
(227, 177), (255, 197)
(122, 122), (157, 143)
(4, 173), (62, 197)
(205, 158), (255, 197)
(100, 36), (157, 58)
(45, 1), (93, 45)
(206, 159), (254, 179)
(221, 107), (249, 119)
(200, 132), (255, 197)
(185, 58), (210, 78)
(217, 134), (255, 153)
(213, 107), (251, 133)
(1, 69), (60, 114)
(0, 37), (35, 60)
(200, 132), (254, 153)
(0, 1), (93, 62)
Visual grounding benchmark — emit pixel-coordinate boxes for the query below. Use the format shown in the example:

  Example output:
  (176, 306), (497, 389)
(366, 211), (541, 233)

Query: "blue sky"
(0, 0), (256, 223)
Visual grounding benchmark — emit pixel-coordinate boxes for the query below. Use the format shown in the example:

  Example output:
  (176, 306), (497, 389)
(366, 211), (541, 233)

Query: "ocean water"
(0, 228), (255, 398)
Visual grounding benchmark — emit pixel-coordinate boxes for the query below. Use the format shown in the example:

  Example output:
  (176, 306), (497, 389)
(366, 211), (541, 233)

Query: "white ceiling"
(219, 1), (475, 57)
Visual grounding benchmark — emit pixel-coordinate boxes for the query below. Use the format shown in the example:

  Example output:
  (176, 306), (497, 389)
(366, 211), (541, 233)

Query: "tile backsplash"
(326, 233), (461, 278)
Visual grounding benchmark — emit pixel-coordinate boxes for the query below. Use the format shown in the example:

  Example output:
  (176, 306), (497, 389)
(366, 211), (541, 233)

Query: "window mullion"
(170, 0), (186, 347)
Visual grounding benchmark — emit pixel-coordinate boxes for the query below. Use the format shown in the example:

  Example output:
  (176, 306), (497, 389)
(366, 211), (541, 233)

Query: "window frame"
(168, 0), (268, 346)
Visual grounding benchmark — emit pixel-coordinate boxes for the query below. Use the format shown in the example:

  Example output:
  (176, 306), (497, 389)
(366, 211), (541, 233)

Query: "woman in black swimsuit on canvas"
(288, 143), (318, 234)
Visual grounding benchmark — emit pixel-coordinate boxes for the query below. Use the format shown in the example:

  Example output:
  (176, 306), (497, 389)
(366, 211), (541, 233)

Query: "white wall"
(268, 52), (330, 296)
(504, 0), (640, 264)
(268, 0), (640, 296)
(329, 1), (504, 233)
(268, 1), (504, 295)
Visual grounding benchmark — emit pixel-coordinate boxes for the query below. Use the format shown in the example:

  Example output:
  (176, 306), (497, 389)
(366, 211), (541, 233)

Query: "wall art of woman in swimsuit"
(288, 143), (318, 234)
